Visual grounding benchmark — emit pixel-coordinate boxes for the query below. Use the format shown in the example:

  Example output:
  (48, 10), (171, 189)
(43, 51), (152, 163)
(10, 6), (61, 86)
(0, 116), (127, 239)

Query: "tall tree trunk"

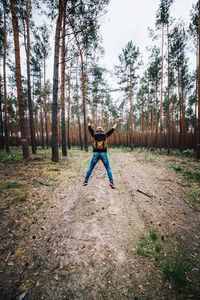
(159, 25), (164, 149)
(52, 0), (63, 162)
(197, 0), (200, 158)
(35, 112), (39, 144)
(181, 68), (186, 150)
(43, 58), (49, 148)
(67, 70), (71, 149)
(94, 106), (97, 129)
(167, 24), (170, 154)
(0, 59), (4, 149)
(25, 0), (36, 154)
(178, 69), (183, 151)
(61, 5), (67, 156)
(11, 0), (29, 160)
(154, 82), (158, 147)
(76, 59), (83, 150)
(80, 49), (88, 151)
(194, 95), (197, 150)
(3, 6), (9, 152)
(129, 67), (134, 150)
(171, 85), (175, 148)
(147, 81), (151, 148)
(151, 105), (154, 148)
(101, 104), (104, 127)
(194, 51), (198, 151)
(40, 70), (44, 149)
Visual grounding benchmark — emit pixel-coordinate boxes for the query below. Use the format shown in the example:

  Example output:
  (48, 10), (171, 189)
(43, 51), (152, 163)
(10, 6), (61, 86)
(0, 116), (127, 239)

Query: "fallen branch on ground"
(136, 189), (153, 198)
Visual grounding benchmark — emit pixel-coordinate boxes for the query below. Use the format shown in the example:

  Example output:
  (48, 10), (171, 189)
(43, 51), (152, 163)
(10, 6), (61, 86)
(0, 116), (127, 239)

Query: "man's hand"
(113, 116), (119, 129)
(114, 116), (119, 124)
(86, 116), (91, 124)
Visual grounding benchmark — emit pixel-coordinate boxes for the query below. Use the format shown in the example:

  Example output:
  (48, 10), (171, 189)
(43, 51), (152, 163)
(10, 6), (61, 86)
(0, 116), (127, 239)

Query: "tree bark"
(43, 58), (49, 148)
(159, 25), (164, 149)
(51, 0), (64, 162)
(61, 4), (67, 156)
(39, 69), (44, 149)
(3, 5), (9, 152)
(129, 67), (134, 150)
(76, 59), (83, 150)
(67, 70), (71, 150)
(0, 58), (4, 149)
(11, 0), (29, 160)
(167, 24), (170, 154)
(178, 68), (185, 151)
(181, 68), (186, 150)
(25, 0), (37, 154)
(80, 49), (88, 151)
(197, 0), (200, 158)
(141, 94), (144, 146)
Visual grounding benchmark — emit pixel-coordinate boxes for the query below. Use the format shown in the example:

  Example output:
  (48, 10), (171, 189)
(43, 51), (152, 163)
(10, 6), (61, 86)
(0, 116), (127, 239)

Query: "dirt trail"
(0, 151), (200, 300)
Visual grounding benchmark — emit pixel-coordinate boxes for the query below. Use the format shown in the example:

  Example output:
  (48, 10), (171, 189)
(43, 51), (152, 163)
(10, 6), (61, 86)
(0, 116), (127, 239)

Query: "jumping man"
(83, 116), (119, 189)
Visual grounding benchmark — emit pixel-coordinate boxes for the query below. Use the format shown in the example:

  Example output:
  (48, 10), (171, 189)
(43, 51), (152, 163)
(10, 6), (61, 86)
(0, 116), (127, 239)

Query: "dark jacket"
(88, 125), (115, 152)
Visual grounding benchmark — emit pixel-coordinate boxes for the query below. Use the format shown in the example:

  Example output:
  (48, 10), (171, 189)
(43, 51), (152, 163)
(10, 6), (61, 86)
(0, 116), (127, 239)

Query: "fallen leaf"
(138, 284), (145, 294)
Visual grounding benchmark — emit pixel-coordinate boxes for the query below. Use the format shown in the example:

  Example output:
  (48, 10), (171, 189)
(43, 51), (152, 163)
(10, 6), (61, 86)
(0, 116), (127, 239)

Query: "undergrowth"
(169, 163), (200, 182)
(137, 229), (200, 298)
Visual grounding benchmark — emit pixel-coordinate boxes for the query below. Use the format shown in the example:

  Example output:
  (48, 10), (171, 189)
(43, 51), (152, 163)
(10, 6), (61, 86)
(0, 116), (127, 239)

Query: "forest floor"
(0, 148), (200, 300)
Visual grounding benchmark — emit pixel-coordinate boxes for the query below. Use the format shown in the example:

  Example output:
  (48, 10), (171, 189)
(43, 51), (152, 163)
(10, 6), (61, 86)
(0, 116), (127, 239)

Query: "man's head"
(95, 126), (104, 133)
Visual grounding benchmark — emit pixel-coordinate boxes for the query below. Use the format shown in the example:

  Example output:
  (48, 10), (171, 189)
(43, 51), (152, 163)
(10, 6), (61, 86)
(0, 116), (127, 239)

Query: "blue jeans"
(84, 152), (114, 183)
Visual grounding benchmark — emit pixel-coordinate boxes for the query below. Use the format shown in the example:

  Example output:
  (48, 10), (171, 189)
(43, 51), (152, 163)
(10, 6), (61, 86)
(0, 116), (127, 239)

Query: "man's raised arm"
(106, 116), (119, 137)
(87, 116), (94, 137)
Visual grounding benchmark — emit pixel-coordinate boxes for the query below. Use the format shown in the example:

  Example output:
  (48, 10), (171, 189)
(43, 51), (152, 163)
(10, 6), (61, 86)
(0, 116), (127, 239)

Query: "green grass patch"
(169, 163), (200, 182)
(137, 231), (200, 297)
(137, 229), (162, 261)
(0, 181), (22, 190)
(162, 253), (189, 286)
(0, 150), (23, 163)
(185, 190), (200, 204)
(5, 189), (28, 207)
(149, 228), (158, 241)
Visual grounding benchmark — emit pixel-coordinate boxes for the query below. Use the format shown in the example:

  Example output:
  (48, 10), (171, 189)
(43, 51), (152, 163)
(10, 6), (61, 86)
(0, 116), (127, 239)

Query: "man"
(83, 116), (119, 189)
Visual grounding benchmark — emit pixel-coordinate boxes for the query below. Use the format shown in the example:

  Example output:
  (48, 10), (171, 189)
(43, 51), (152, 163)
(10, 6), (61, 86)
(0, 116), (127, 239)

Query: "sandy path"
(35, 156), (146, 299)
(1, 151), (199, 300)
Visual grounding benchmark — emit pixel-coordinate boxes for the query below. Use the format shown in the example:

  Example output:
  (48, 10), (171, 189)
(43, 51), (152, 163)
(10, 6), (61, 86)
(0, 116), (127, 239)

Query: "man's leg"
(100, 152), (114, 184)
(83, 153), (99, 183)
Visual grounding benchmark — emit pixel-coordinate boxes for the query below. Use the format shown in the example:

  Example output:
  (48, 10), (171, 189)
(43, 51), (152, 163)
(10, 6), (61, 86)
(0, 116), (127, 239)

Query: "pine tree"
(115, 41), (140, 150)
(156, 0), (174, 148)
(10, 0), (29, 160)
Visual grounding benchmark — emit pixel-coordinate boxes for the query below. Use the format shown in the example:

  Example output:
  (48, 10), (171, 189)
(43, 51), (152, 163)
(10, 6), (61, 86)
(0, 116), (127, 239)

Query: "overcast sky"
(99, 0), (196, 72)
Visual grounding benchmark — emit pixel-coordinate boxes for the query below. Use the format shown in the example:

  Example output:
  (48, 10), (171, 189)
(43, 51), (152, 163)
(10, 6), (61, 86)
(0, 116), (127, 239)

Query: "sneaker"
(83, 181), (88, 186)
(109, 182), (115, 189)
